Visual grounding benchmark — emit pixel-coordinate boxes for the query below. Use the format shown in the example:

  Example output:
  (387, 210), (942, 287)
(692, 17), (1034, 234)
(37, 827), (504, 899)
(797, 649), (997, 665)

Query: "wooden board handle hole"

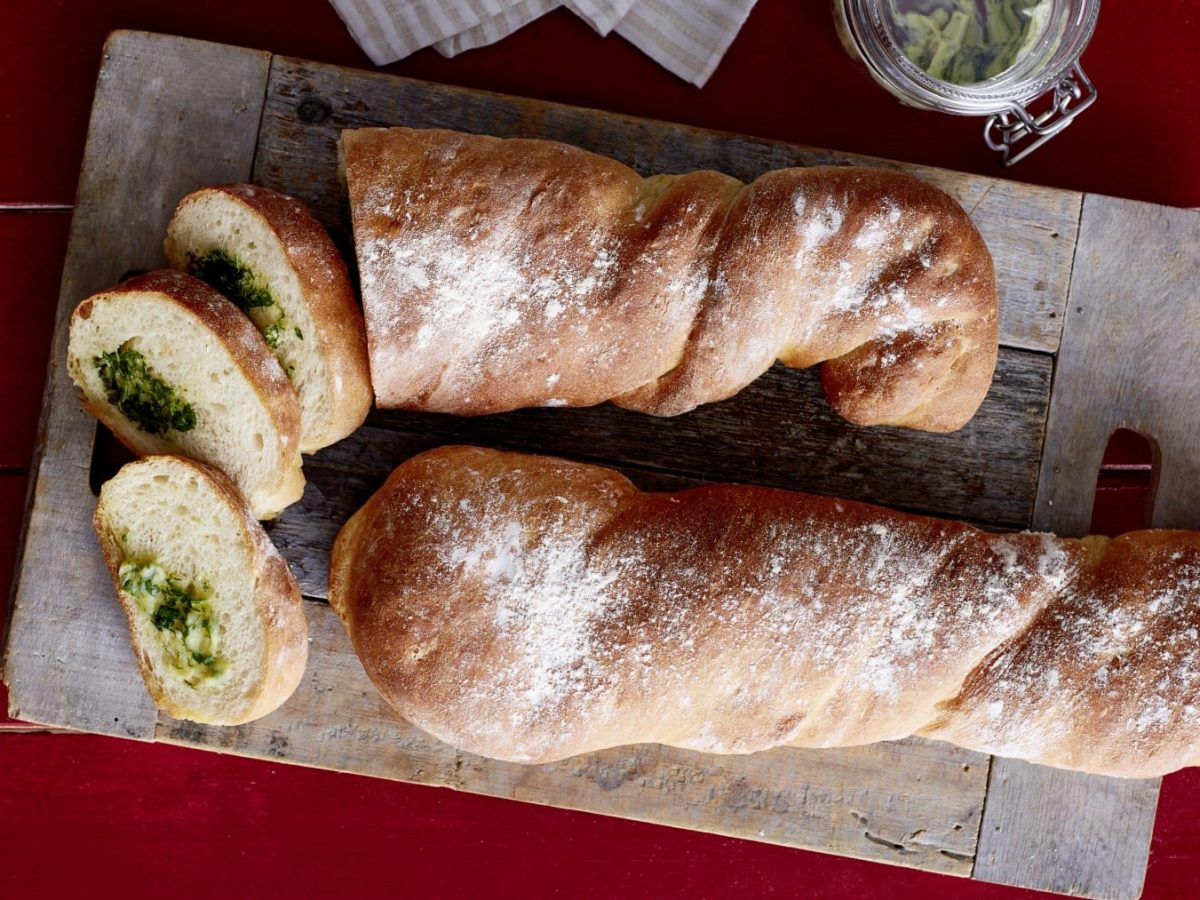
(1090, 428), (1158, 536)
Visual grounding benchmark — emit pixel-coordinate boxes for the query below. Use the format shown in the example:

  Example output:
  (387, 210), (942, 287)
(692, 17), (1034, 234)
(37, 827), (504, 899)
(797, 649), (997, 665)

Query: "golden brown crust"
(330, 446), (1200, 778)
(94, 455), (307, 725)
(342, 127), (998, 432)
(67, 270), (303, 518)
(237, 524), (309, 724)
(919, 530), (1200, 777)
(176, 184), (373, 451)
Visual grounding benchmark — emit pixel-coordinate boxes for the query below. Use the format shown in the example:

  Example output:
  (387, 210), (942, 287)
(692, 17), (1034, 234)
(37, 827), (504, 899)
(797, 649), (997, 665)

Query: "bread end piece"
(94, 455), (308, 725)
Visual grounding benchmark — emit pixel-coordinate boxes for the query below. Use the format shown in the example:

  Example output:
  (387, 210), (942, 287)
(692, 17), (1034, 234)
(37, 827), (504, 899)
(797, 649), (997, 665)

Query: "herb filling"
(898, 0), (1051, 85)
(187, 249), (304, 361)
(188, 248), (274, 312)
(119, 560), (224, 686)
(263, 322), (284, 350)
(95, 348), (197, 436)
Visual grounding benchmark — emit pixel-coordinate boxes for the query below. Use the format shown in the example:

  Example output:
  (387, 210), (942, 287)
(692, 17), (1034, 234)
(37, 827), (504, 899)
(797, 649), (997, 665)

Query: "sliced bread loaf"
(164, 183), (372, 453)
(67, 270), (304, 519)
(94, 455), (308, 725)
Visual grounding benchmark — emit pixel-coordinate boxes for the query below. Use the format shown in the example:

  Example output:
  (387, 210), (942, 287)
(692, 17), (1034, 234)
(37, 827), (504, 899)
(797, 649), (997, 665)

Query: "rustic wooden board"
(6, 29), (1197, 899)
(974, 760), (1160, 899)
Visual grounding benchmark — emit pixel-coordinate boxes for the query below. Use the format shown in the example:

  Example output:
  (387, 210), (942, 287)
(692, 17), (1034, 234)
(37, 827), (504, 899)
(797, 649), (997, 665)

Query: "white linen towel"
(330, 0), (758, 87)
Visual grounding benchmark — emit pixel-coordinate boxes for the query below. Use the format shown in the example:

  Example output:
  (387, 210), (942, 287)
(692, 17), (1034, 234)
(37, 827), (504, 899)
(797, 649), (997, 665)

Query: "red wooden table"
(2, 2), (1197, 896)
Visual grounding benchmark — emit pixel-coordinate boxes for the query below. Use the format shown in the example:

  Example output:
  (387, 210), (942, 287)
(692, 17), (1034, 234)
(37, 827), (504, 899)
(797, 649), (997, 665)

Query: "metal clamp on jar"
(834, 0), (1100, 165)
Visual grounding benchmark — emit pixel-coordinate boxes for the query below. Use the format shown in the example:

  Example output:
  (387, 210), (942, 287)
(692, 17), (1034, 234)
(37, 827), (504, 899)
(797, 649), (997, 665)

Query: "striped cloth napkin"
(330, 0), (759, 87)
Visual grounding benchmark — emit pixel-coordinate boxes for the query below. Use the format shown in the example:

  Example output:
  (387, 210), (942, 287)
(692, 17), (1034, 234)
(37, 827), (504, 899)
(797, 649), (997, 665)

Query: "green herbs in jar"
(896, 0), (1052, 84)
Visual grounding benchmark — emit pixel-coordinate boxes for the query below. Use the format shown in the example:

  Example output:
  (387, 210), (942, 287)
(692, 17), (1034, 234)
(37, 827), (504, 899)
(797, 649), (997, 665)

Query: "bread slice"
(94, 455), (308, 725)
(67, 270), (304, 519)
(164, 183), (372, 453)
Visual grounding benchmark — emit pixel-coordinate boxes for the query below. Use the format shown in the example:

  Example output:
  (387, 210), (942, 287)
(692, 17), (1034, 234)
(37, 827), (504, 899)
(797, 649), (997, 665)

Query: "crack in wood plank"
(965, 182), (997, 219)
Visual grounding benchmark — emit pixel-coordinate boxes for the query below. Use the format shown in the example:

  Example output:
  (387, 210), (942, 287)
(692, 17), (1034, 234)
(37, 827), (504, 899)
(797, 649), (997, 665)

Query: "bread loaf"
(330, 446), (1200, 779)
(95, 455), (307, 725)
(341, 127), (998, 432)
(66, 270), (304, 519)
(165, 183), (372, 453)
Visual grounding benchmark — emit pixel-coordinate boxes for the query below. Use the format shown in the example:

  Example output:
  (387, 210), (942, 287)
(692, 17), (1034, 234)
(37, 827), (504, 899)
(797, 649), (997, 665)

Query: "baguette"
(66, 270), (304, 519)
(94, 455), (307, 725)
(165, 183), (372, 453)
(330, 445), (1200, 779)
(341, 127), (998, 432)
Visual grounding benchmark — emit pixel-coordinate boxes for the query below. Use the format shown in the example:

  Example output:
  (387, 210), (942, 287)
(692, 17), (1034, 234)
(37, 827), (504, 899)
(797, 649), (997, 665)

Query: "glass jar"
(833, 0), (1100, 165)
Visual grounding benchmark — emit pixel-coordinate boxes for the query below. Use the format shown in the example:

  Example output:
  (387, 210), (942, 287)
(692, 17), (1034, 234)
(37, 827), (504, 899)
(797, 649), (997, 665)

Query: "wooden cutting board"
(5, 29), (1198, 900)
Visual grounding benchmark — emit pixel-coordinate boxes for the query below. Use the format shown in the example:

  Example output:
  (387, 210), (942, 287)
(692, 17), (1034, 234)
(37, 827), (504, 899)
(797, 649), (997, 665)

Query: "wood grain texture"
(974, 762), (1160, 899)
(157, 599), (990, 875)
(1034, 195), (1200, 536)
(252, 56), (1079, 355)
(365, 349), (1051, 528)
(972, 195), (1200, 900)
(267, 343), (1050, 600)
(2, 31), (271, 736)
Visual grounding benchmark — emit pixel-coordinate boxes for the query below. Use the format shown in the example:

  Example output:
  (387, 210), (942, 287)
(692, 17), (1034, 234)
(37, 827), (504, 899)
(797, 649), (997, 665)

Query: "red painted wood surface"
(0, 213), (70, 471)
(1, 2), (1196, 897)
(0, 474), (28, 728)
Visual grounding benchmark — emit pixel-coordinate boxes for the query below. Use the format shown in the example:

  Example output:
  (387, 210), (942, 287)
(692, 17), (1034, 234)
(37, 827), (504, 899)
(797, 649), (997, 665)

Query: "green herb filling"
(119, 560), (224, 686)
(95, 348), (197, 436)
(900, 0), (1051, 85)
(188, 249), (274, 312)
(186, 249), (304, 366)
(263, 322), (284, 350)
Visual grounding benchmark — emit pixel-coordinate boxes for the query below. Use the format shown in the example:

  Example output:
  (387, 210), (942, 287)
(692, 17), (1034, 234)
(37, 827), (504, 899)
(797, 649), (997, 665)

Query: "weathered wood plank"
(972, 195), (1200, 899)
(2, 30), (271, 735)
(157, 599), (989, 875)
(265, 348), (1052, 599)
(366, 349), (1052, 528)
(973, 762), (1159, 899)
(460, 737), (985, 876)
(1033, 196), (1200, 536)
(252, 56), (1079, 355)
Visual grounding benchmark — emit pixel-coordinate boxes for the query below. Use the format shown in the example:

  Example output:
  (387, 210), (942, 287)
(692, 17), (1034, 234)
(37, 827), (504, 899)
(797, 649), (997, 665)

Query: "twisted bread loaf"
(330, 446), (1200, 779)
(341, 128), (999, 432)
